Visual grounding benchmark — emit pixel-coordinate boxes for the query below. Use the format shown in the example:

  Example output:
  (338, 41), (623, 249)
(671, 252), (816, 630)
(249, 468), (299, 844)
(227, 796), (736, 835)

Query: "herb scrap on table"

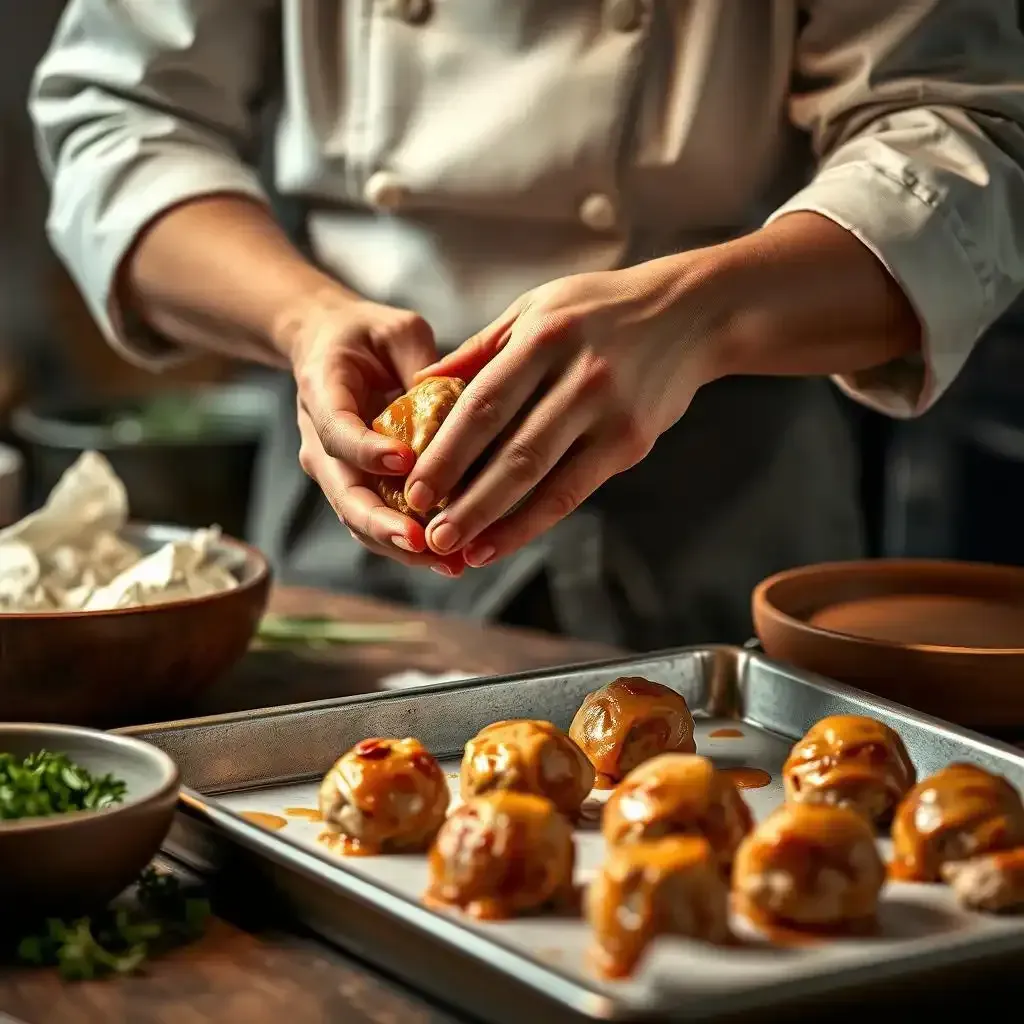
(254, 613), (429, 650)
(15, 869), (211, 981)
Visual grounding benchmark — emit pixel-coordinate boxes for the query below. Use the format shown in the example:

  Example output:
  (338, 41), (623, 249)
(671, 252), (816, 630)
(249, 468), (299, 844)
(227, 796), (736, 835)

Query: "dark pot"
(11, 385), (277, 539)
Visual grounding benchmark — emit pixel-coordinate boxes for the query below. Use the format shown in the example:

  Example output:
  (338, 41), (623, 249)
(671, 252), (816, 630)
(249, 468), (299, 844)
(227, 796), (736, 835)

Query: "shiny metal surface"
(123, 647), (1024, 1023)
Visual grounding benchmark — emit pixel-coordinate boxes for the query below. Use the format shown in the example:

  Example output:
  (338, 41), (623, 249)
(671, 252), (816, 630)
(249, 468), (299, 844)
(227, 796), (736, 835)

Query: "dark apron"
(248, 370), (866, 650)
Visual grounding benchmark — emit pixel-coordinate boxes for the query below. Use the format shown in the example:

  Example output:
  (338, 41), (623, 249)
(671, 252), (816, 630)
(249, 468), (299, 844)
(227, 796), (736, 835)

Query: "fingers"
(347, 529), (466, 576)
(298, 365), (415, 476)
(422, 371), (596, 556)
(297, 405), (428, 556)
(403, 345), (549, 522)
(412, 297), (523, 384)
(460, 436), (621, 567)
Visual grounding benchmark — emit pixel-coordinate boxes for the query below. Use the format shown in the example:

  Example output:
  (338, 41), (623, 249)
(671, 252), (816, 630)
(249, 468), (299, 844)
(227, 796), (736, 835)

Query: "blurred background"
(3, 3), (1024, 567)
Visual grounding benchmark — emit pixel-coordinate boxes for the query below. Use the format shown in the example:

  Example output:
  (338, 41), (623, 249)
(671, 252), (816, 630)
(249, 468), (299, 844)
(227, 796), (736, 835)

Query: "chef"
(29, 2), (1024, 648)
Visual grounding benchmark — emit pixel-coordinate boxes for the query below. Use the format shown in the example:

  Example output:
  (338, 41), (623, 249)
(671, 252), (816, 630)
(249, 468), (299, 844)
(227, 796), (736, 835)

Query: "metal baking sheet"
(122, 647), (1024, 1023)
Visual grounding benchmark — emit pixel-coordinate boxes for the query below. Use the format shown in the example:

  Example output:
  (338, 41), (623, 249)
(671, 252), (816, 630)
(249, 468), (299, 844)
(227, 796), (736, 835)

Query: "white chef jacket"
(26, 0), (1024, 644)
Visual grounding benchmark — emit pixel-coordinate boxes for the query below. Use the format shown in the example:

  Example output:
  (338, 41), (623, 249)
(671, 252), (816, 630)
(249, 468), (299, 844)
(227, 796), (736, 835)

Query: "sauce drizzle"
(318, 830), (377, 857)
(240, 811), (288, 830)
(285, 806), (322, 822)
(719, 767), (772, 790)
(709, 727), (744, 739)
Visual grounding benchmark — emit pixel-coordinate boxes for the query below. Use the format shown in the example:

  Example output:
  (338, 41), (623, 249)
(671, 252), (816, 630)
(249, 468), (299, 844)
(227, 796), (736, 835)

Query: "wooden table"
(0, 587), (619, 1024)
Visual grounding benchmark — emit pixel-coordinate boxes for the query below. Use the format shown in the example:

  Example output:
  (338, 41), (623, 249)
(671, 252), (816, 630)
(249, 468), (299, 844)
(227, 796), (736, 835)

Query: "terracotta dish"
(0, 723), (180, 921)
(753, 559), (1024, 732)
(0, 523), (270, 727)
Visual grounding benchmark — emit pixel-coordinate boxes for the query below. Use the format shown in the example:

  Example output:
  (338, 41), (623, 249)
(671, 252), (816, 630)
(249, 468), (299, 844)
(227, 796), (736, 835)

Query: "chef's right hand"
(285, 293), (466, 576)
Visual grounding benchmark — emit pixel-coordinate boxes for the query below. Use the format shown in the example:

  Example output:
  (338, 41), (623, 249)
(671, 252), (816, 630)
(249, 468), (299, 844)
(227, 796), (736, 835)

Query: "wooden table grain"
(0, 586), (620, 1024)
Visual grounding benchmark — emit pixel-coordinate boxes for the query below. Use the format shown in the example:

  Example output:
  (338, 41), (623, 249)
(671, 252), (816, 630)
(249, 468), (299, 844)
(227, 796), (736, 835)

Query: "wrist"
(270, 278), (364, 366)
(649, 242), (756, 386)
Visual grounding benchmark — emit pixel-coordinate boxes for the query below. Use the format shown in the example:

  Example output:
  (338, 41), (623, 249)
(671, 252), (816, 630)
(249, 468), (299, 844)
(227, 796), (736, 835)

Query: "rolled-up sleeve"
(766, 1), (1024, 417)
(29, 0), (277, 368)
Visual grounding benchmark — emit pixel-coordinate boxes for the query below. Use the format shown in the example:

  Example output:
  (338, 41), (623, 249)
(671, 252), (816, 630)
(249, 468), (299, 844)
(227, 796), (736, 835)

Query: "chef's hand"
(403, 258), (721, 567)
(289, 294), (466, 576)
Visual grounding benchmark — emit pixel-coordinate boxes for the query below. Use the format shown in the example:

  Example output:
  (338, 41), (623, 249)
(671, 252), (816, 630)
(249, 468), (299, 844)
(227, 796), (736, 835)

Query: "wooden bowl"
(0, 523), (271, 727)
(753, 559), (1024, 733)
(0, 723), (180, 921)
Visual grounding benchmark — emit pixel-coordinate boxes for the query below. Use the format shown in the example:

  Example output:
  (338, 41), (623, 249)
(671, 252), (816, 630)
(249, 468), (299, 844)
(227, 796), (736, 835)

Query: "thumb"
(413, 297), (524, 385)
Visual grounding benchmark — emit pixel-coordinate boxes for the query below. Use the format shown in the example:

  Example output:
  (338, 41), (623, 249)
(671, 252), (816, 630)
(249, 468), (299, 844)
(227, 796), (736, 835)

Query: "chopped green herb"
(0, 750), (127, 821)
(15, 869), (211, 981)
(255, 614), (428, 649)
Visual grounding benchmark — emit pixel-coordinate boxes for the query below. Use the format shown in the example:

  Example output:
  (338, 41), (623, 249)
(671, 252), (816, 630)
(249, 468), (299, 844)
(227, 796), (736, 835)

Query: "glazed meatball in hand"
(569, 677), (696, 789)
(733, 803), (885, 933)
(424, 791), (575, 920)
(372, 376), (466, 522)
(602, 754), (752, 873)
(587, 836), (730, 979)
(890, 762), (1024, 882)
(318, 737), (450, 855)
(460, 719), (595, 819)
(783, 715), (916, 826)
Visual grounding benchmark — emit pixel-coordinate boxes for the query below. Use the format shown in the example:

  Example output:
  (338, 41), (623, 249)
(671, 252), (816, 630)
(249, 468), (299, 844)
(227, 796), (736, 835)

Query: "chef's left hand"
(403, 257), (722, 567)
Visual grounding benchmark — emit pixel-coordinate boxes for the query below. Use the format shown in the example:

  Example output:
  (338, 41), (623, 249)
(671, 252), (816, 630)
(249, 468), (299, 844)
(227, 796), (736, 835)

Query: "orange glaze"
(460, 719), (594, 818)
(890, 762), (1024, 882)
(424, 791), (575, 919)
(285, 807), (323, 821)
(587, 836), (730, 979)
(733, 803), (885, 930)
(602, 754), (753, 872)
(988, 847), (1024, 871)
(943, 845), (1024, 912)
(783, 715), (915, 825)
(318, 737), (450, 855)
(569, 677), (696, 787)
(732, 893), (877, 946)
(240, 811), (288, 831)
(371, 377), (466, 522)
(709, 727), (744, 739)
(318, 831), (377, 857)
(719, 767), (772, 790)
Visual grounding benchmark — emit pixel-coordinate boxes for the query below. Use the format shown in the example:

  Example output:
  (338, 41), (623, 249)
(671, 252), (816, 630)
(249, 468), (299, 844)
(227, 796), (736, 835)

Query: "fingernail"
(391, 536), (417, 552)
(382, 454), (407, 472)
(431, 564), (456, 577)
(406, 481), (434, 513)
(430, 521), (460, 554)
(464, 544), (495, 568)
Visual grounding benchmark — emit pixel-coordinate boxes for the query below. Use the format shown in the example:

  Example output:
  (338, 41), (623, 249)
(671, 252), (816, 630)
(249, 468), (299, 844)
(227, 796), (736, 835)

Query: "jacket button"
(579, 193), (617, 232)
(364, 171), (406, 211)
(606, 0), (645, 32)
(384, 0), (432, 25)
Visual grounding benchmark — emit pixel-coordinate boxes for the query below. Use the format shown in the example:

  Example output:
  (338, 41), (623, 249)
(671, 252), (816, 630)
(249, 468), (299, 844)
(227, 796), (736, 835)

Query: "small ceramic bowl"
(0, 523), (271, 727)
(0, 723), (180, 921)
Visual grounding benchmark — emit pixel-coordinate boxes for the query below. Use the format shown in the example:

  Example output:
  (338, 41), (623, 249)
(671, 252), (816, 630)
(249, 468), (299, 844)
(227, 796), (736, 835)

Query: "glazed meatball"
(371, 376), (466, 522)
(783, 715), (916, 825)
(733, 803), (885, 931)
(460, 719), (595, 818)
(569, 677), (696, 788)
(890, 762), (1024, 882)
(943, 847), (1024, 913)
(586, 836), (729, 979)
(318, 737), (449, 855)
(424, 791), (575, 919)
(602, 754), (752, 872)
